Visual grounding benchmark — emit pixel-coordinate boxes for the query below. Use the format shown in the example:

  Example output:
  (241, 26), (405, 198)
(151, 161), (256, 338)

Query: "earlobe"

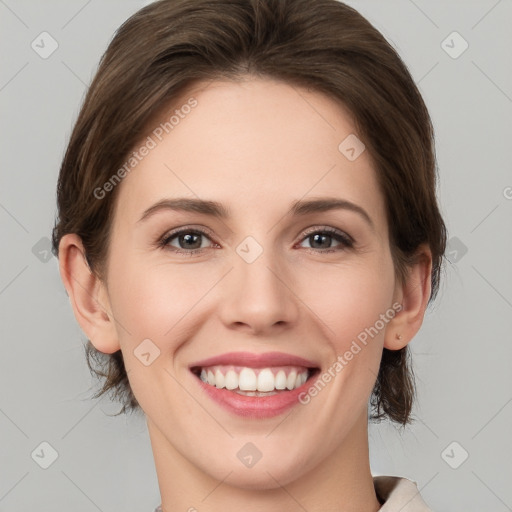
(384, 244), (433, 350)
(58, 233), (120, 354)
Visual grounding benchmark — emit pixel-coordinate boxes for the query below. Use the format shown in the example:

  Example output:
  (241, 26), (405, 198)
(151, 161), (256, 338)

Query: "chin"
(220, 464), (304, 491)
(198, 445), (312, 491)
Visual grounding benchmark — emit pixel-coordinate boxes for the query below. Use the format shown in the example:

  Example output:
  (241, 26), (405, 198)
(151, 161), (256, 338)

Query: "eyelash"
(157, 225), (354, 256)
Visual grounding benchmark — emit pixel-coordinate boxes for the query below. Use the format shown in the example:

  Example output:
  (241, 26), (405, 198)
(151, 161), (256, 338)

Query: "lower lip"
(193, 372), (317, 419)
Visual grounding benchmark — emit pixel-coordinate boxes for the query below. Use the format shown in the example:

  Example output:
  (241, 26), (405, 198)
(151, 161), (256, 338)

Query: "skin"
(59, 77), (432, 511)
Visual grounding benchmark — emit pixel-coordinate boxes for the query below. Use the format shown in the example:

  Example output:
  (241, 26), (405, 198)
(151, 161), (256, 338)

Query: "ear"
(384, 244), (433, 350)
(58, 233), (120, 354)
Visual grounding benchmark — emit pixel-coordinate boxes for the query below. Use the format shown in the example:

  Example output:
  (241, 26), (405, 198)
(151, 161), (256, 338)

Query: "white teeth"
(275, 370), (287, 390)
(236, 390), (278, 396)
(257, 368), (275, 392)
(239, 368), (257, 391)
(286, 371), (297, 390)
(198, 366), (309, 393)
(214, 369), (225, 389)
(224, 370), (238, 390)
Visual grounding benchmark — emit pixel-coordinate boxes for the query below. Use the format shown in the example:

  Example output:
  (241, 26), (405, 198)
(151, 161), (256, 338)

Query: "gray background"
(1, 0), (511, 510)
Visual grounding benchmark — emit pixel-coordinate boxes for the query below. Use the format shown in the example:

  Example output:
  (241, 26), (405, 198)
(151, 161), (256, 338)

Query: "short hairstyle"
(52, 0), (447, 426)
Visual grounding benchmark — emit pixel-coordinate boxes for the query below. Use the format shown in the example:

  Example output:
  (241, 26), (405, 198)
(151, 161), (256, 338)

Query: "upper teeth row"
(199, 366), (308, 392)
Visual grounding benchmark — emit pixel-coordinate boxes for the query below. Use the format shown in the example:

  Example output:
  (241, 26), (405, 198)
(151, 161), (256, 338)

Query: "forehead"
(112, 77), (385, 231)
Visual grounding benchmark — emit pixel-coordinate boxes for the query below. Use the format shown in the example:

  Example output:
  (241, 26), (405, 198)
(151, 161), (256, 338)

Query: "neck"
(148, 409), (381, 512)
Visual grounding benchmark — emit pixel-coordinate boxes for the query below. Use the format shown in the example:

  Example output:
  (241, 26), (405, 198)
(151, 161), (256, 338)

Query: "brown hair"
(52, 0), (446, 426)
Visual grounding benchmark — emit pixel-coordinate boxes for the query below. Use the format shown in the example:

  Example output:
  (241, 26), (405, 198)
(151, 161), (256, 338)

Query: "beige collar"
(373, 475), (433, 511)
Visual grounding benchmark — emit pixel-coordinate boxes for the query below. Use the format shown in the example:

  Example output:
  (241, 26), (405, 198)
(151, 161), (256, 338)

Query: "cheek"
(106, 259), (210, 411)
(298, 253), (396, 346)
(109, 260), (211, 345)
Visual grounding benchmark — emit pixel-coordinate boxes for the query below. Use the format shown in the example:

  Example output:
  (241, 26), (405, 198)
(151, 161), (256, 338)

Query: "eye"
(297, 227), (354, 253)
(157, 225), (354, 256)
(159, 227), (217, 255)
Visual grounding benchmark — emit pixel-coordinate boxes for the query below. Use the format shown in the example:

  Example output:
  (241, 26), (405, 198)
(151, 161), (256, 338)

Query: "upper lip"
(189, 351), (319, 369)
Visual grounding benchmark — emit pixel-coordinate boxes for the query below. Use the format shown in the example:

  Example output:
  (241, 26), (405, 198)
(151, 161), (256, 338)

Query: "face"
(102, 77), (400, 488)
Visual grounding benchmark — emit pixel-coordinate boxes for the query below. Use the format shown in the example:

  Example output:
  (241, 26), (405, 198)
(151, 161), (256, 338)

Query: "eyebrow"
(138, 197), (374, 229)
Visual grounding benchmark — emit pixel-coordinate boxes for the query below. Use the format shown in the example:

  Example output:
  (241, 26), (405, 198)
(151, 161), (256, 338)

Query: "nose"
(217, 245), (300, 336)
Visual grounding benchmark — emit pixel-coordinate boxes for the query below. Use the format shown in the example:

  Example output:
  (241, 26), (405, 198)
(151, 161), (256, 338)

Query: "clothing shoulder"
(373, 475), (434, 511)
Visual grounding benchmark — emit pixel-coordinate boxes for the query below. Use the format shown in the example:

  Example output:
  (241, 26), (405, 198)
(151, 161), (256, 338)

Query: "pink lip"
(194, 374), (318, 419)
(189, 351), (319, 369)
(189, 351), (320, 419)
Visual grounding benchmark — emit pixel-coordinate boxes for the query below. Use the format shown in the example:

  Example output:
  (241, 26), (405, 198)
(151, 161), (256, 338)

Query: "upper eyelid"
(300, 225), (353, 241)
(162, 225), (215, 239)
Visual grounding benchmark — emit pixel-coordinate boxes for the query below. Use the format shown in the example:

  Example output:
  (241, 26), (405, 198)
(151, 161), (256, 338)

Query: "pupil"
(311, 233), (330, 249)
(181, 233), (201, 249)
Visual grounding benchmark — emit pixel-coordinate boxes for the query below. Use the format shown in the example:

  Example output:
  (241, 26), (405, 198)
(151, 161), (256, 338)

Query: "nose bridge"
(219, 233), (298, 332)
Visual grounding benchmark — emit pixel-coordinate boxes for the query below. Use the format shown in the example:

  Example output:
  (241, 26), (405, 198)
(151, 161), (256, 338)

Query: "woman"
(52, 0), (446, 510)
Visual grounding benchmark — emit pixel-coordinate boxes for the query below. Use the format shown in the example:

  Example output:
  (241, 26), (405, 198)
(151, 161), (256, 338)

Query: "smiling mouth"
(190, 365), (320, 396)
